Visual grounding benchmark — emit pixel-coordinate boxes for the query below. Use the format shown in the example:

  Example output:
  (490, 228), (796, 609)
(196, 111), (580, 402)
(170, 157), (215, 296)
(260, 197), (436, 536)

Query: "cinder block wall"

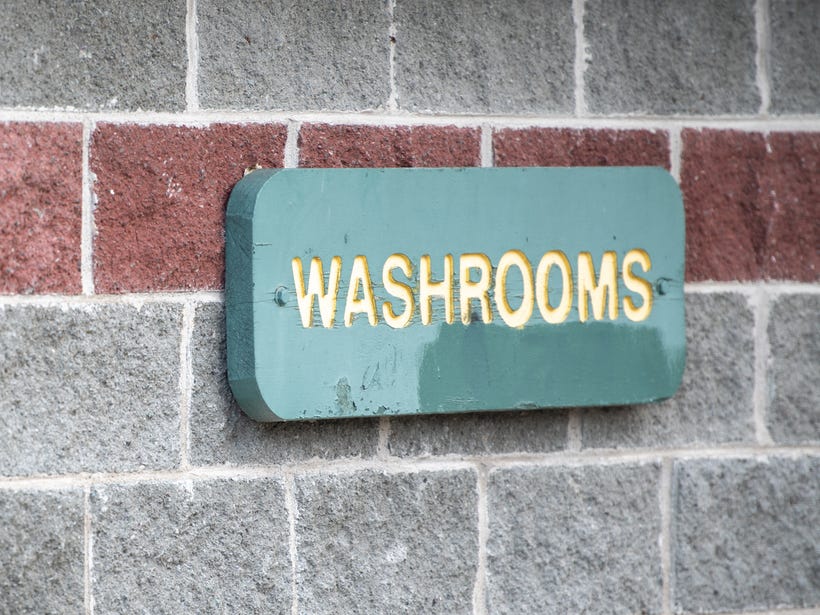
(1, 1), (818, 613)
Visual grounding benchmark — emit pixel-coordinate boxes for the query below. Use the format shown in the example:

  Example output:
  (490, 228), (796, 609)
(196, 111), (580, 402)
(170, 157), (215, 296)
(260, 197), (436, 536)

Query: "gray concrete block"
(189, 303), (380, 465)
(295, 470), (477, 614)
(0, 489), (84, 614)
(770, 0), (820, 113)
(582, 293), (756, 448)
(487, 463), (662, 614)
(585, 0), (759, 114)
(0, 0), (185, 110)
(198, 0), (390, 110)
(673, 457), (820, 612)
(388, 410), (568, 457)
(394, 0), (574, 113)
(91, 478), (290, 613)
(767, 294), (820, 443)
(0, 304), (181, 476)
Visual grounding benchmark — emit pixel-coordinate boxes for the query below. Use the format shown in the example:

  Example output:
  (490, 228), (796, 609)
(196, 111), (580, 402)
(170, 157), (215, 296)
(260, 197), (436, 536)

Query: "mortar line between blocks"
(0, 290), (225, 307)
(755, 0), (772, 115)
(83, 485), (93, 615)
(480, 124), (493, 167)
(387, 0), (398, 112)
(572, 0), (588, 117)
(2, 109), (819, 129)
(659, 458), (673, 615)
(80, 120), (94, 295)
(685, 282), (820, 295)
(669, 125), (682, 183)
(178, 302), (196, 469)
(377, 417), (391, 460)
(284, 121), (300, 168)
(472, 464), (489, 615)
(3, 445), (820, 491)
(752, 288), (774, 445)
(567, 409), (583, 452)
(700, 610), (820, 615)
(284, 474), (299, 615)
(185, 0), (200, 112)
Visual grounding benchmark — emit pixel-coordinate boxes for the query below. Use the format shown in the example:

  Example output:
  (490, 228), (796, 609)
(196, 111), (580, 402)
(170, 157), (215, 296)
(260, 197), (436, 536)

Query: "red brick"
(493, 128), (670, 168)
(91, 123), (287, 293)
(0, 123), (82, 294)
(298, 124), (481, 168)
(759, 133), (819, 281)
(682, 129), (819, 282)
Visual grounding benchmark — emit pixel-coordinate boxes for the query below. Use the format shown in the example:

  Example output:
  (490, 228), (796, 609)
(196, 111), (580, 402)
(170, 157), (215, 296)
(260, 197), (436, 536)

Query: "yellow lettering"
(382, 253), (415, 328)
(577, 251), (618, 322)
(494, 250), (534, 328)
(622, 249), (653, 322)
(535, 250), (573, 324)
(419, 254), (454, 325)
(459, 253), (493, 325)
(294, 249), (650, 329)
(292, 256), (342, 328)
(344, 255), (378, 327)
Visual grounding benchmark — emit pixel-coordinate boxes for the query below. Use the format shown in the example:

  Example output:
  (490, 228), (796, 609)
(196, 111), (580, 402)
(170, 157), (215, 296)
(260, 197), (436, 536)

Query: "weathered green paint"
(226, 167), (685, 421)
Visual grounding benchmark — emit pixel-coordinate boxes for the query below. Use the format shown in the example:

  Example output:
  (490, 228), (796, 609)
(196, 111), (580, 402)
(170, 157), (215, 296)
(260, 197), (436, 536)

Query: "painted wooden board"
(226, 167), (685, 421)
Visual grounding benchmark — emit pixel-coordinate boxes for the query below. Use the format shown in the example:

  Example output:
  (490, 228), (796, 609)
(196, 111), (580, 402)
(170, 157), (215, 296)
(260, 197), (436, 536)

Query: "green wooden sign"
(226, 167), (685, 421)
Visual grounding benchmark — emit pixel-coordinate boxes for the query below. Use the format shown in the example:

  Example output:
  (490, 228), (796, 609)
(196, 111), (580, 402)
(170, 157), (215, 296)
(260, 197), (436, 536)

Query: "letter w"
(291, 257), (342, 328)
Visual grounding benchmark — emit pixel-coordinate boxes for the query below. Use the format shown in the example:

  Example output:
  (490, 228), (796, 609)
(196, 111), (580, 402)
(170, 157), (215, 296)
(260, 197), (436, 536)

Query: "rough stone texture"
(298, 124), (481, 167)
(91, 123), (287, 293)
(92, 479), (290, 613)
(582, 293), (755, 449)
(0, 0), (185, 110)
(682, 129), (819, 282)
(0, 123), (82, 294)
(388, 410), (568, 457)
(770, 0), (820, 113)
(585, 0), (759, 114)
(767, 294), (820, 443)
(487, 463), (662, 614)
(198, 0), (389, 110)
(295, 470), (477, 614)
(190, 303), (380, 465)
(394, 0), (574, 113)
(493, 128), (670, 168)
(0, 489), (84, 614)
(673, 457), (820, 612)
(0, 303), (181, 476)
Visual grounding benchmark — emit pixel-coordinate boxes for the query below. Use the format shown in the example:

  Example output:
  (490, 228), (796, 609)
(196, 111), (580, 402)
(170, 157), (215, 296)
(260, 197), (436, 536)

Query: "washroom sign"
(226, 167), (685, 421)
